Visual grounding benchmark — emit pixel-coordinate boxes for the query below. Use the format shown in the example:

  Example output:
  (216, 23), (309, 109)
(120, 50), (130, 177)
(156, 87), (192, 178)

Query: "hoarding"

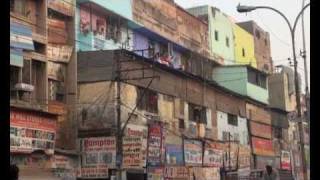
(164, 166), (189, 179)
(147, 123), (164, 166)
(165, 144), (184, 165)
(122, 124), (148, 168)
(281, 151), (291, 170)
(203, 145), (223, 167)
(252, 137), (274, 156)
(10, 109), (57, 154)
(184, 139), (203, 166)
(147, 167), (164, 180)
(80, 137), (116, 179)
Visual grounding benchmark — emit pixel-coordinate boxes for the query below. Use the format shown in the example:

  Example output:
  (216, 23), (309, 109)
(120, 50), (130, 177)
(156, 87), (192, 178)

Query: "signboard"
(122, 124), (148, 168)
(252, 137), (274, 156)
(80, 137), (116, 179)
(165, 144), (184, 165)
(147, 123), (164, 166)
(250, 121), (272, 139)
(147, 167), (164, 180)
(281, 151), (291, 170)
(203, 145), (223, 167)
(47, 44), (73, 63)
(10, 110), (57, 154)
(164, 166), (189, 179)
(184, 139), (203, 166)
(238, 145), (251, 168)
(190, 167), (220, 180)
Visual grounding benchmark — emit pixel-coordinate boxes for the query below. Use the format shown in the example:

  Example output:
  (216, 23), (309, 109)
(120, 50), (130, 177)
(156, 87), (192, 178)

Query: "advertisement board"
(250, 121), (272, 139)
(80, 137), (116, 179)
(190, 167), (220, 180)
(165, 144), (184, 165)
(10, 110), (57, 154)
(164, 166), (189, 179)
(147, 123), (164, 166)
(184, 139), (203, 166)
(122, 124), (148, 168)
(47, 44), (73, 63)
(252, 137), (274, 156)
(203, 145), (223, 167)
(281, 151), (291, 170)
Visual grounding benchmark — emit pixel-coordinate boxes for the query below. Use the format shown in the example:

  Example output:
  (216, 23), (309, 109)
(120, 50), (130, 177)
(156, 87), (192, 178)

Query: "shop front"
(10, 107), (58, 180)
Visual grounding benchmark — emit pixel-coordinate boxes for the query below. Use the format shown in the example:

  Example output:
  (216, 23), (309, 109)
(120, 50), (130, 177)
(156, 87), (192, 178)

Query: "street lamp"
(236, 3), (310, 180)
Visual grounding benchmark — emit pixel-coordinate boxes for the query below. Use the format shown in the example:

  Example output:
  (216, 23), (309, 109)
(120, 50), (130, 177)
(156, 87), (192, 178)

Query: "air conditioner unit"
(14, 83), (34, 92)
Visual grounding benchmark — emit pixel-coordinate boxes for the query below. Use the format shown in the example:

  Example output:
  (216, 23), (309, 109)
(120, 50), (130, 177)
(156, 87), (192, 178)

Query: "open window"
(188, 103), (207, 124)
(136, 87), (158, 114)
(227, 113), (238, 126)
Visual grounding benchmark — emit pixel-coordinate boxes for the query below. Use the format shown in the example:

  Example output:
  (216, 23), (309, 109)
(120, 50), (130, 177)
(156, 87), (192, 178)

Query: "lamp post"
(237, 3), (310, 180)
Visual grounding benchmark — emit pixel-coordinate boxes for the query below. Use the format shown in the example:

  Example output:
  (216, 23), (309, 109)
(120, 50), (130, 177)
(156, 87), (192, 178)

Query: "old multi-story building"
(237, 21), (273, 73)
(10, 0), (78, 179)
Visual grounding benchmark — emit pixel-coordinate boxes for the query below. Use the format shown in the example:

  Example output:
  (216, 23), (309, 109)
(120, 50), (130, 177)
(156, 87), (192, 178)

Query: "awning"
(10, 48), (23, 67)
(10, 22), (34, 50)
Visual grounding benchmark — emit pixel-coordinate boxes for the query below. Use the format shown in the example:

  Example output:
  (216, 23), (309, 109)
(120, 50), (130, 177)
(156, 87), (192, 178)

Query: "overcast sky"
(175, 0), (310, 92)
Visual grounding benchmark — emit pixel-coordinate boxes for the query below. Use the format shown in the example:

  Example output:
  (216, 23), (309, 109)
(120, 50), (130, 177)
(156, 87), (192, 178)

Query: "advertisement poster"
(148, 167), (164, 180)
(10, 110), (56, 154)
(123, 124), (148, 168)
(281, 151), (291, 170)
(164, 166), (189, 179)
(165, 144), (184, 165)
(252, 137), (274, 156)
(250, 121), (272, 139)
(148, 123), (164, 166)
(203, 145), (223, 167)
(184, 139), (203, 166)
(80, 137), (116, 179)
(238, 145), (251, 168)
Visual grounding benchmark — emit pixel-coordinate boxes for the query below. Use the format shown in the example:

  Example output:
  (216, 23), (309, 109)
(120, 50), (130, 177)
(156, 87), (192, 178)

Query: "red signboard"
(10, 109), (57, 154)
(252, 137), (274, 156)
(250, 121), (272, 139)
(281, 151), (291, 170)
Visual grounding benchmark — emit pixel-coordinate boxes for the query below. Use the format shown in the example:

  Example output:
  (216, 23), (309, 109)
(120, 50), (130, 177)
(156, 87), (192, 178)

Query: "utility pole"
(116, 51), (122, 180)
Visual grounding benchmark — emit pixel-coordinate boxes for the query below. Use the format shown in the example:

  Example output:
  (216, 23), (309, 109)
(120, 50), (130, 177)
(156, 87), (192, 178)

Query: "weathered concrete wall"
(246, 103), (271, 125)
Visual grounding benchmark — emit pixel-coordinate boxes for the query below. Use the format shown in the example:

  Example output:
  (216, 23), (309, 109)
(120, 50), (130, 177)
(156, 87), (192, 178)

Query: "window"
(227, 113), (238, 126)
(247, 69), (267, 89)
(273, 127), (282, 139)
(233, 133), (239, 142)
(214, 30), (219, 41)
(226, 37), (230, 47)
(49, 80), (65, 103)
(137, 87), (158, 113)
(81, 109), (87, 124)
(242, 48), (246, 57)
(106, 16), (122, 42)
(179, 119), (185, 129)
(188, 103), (207, 124)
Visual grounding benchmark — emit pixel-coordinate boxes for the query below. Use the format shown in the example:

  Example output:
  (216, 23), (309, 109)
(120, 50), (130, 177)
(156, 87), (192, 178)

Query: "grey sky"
(175, 0), (310, 92)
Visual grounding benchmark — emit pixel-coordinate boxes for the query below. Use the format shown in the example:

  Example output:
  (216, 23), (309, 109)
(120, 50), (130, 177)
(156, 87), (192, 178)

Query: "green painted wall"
(212, 66), (269, 104)
(212, 66), (248, 95)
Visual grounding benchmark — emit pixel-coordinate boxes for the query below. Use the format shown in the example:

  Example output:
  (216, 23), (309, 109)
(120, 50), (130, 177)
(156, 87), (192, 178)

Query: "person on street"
(10, 164), (19, 180)
(263, 165), (279, 180)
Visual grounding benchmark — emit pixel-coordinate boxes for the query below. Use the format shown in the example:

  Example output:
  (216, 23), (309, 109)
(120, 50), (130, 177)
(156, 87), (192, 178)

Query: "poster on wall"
(281, 151), (291, 170)
(165, 144), (184, 165)
(184, 139), (203, 166)
(203, 145), (223, 167)
(80, 137), (116, 179)
(252, 137), (274, 156)
(164, 166), (189, 179)
(122, 124), (148, 168)
(238, 145), (251, 169)
(10, 109), (56, 155)
(147, 123), (164, 166)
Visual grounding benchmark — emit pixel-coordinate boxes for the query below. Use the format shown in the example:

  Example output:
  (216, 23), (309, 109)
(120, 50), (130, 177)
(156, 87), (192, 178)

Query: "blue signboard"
(165, 144), (184, 165)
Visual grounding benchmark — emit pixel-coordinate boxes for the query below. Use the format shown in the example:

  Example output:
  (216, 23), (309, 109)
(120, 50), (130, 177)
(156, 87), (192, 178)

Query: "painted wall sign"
(10, 110), (56, 155)
(164, 166), (189, 179)
(203, 145), (223, 167)
(281, 151), (291, 170)
(252, 137), (274, 156)
(47, 44), (73, 63)
(147, 167), (164, 180)
(184, 139), (203, 166)
(165, 144), (184, 165)
(250, 121), (272, 139)
(147, 123), (163, 166)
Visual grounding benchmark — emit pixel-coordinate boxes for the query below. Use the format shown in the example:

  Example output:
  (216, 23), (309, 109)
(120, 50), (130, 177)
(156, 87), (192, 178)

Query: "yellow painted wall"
(233, 24), (257, 68)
